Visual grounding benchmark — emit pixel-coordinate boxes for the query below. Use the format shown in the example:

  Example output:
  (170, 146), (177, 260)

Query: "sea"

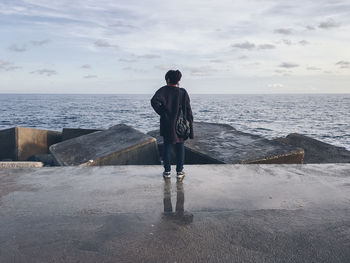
(0, 93), (349, 150)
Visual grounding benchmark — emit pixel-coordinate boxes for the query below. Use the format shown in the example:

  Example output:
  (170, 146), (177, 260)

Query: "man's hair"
(165, 70), (182, 85)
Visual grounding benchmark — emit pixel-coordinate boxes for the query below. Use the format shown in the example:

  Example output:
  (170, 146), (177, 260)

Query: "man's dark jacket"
(151, 85), (194, 143)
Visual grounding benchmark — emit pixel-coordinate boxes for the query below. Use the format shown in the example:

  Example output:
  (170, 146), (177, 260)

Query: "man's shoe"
(163, 171), (171, 179)
(176, 171), (185, 181)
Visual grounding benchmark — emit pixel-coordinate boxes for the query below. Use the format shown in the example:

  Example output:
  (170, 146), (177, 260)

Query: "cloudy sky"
(0, 0), (349, 93)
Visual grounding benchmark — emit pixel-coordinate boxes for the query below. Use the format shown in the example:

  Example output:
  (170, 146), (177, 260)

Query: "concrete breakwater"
(1, 122), (349, 167)
(1, 164), (349, 262)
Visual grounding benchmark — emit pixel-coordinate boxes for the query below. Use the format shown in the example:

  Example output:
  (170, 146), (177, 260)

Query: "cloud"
(5, 66), (22, 71)
(137, 54), (161, 59)
(282, 39), (292, 45)
(232, 42), (275, 51)
(274, 28), (293, 35)
(119, 58), (137, 62)
(299, 40), (309, 46)
(279, 62), (299, 68)
(155, 64), (171, 71)
(319, 19), (340, 29)
(109, 21), (137, 30)
(94, 39), (118, 48)
(0, 60), (21, 71)
(275, 69), (292, 74)
(31, 39), (50, 46)
(8, 44), (27, 52)
(0, 60), (12, 70)
(335, 61), (350, 68)
(232, 41), (255, 50)
(81, 64), (92, 69)
(305, 25), (316, 30)
(122, 67), (148, 73)
(268, 83), (284, 88)
(83, 74), (98, 79)
(209, 59), (224, 63)
(258, 44), (276, 50)
(238, 55), (248, 59)
(185, 66), (217, 76)
(307, 66), (321, 70)
(30, 69), (58, 76)
(280, 39), (309, 46)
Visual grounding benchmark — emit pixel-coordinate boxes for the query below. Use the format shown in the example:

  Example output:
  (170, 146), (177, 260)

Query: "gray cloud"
(238, 55), (248, 60)
(282, 39), (292, 45)
(335, 61), (350, 68)
(319, 19), (340, 29)
(279, 62), (299, 68)
(307, 66), (322, 71)
(299, 40), (309, 46)
(305, 25), (316, 30)
(8, 44), (27, 52)
(109, 21), (137, 29)
(258, 44), (276, 50)
(0, 60), (11, 70)
(5, 66), (22, 71)
(94, 39), (118, 48)
(30, 69), (58, 76)
(185, 66), (217, 76)
(268, 83), (284, 89)
(275, 69), (292, 74)
(122, 67), (148, 73)
(155, 64), (171, 71)
(280, 39), (309, 46)
(84, 74), (98, 79)
(274, 28), (293, 35)
(137, 54), (161, 59)
(232, 41), (255, 50)
(232, 42), (275, 51)
(31, 39), (50, 46)
(119, 58), (137, 62)
(81, 64), (92, 69)
(0, 60), (21, 71)
(209, 59), (224, 63)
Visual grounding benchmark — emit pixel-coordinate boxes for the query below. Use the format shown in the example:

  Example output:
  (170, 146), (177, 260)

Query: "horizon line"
(1, 92), (350, 95)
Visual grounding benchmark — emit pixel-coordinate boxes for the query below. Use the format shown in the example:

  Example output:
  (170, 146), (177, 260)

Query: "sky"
(0, 0), (349, 94)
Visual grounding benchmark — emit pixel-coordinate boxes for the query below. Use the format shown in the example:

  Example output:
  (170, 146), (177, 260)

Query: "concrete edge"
(242, 149), (305, 164)
(0, 161), (44, 168)
(79, 137), (160, 166)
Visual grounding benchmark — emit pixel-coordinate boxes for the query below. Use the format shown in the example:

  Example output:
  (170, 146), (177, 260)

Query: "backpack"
(176, 88), (190, 139)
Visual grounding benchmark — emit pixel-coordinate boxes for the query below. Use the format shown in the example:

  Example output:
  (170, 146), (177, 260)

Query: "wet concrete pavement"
(0, 164), (349, 262)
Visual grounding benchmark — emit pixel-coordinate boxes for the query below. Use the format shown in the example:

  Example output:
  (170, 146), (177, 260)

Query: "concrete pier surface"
(1, 164), (349, 262)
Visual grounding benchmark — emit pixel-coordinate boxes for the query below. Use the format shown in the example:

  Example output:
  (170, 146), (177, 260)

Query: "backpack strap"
(178, 88), (184, 110)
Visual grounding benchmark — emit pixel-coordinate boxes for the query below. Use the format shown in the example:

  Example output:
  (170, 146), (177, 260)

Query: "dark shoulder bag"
(176, 88), (190, 139)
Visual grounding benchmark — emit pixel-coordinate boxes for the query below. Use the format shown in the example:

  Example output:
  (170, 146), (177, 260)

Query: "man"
(151, 70), (194, 180)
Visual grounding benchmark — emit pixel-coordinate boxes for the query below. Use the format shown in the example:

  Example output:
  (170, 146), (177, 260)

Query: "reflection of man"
(163, 180), (193, 224)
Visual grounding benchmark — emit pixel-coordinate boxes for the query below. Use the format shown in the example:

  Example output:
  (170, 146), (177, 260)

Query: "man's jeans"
(163, 140), (184, 173)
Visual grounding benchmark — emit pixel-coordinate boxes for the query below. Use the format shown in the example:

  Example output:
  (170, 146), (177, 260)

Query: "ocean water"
(0, 93), (349, 150)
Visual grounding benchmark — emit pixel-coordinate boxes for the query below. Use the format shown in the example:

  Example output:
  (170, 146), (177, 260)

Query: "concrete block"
(50, 124), (160, 166)
(0, 127), (62, 161)
(149, 122), (304, 164)
(186, 122), (304, 164)
(147, 130), (220, 164)
(274, 133), (350, 163)
(0, 161), (43, 168)
(62, 128), (104, 141)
